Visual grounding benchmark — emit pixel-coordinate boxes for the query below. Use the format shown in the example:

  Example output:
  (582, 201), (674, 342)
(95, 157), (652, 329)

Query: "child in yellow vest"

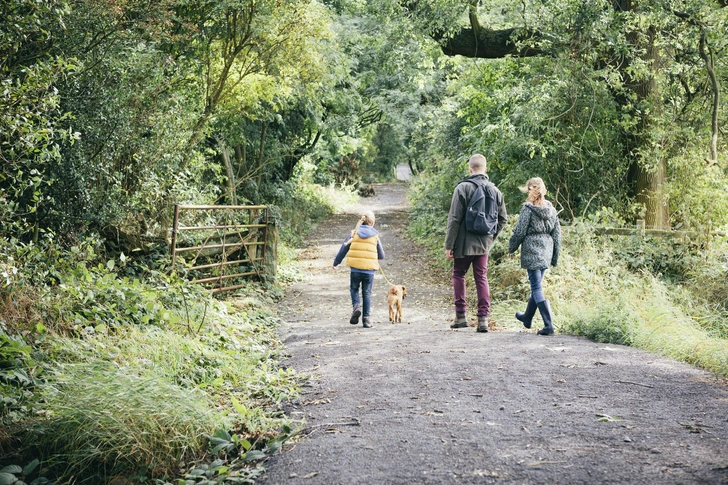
(332, 211), (385, 328)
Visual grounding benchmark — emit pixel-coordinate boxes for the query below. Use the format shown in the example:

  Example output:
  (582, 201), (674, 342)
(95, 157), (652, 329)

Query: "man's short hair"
(469, 154), (487, 173)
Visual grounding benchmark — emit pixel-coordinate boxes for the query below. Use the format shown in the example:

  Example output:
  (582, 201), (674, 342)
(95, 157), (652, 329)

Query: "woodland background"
(1, 0), (727, 483)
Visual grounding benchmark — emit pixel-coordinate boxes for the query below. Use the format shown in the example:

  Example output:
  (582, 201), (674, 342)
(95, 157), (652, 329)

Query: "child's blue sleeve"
(333, 237), (352, 267)
(377, 239), (385, 260)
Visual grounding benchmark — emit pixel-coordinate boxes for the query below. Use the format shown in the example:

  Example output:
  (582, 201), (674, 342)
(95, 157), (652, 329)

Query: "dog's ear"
(401, 285), (406, 297)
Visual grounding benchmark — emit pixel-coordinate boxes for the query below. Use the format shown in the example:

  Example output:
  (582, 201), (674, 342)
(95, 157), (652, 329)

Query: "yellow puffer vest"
(346, 234), (379, 270)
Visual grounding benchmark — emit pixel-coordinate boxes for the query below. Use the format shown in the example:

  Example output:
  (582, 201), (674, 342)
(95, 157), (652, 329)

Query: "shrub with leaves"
(561, 304), (635, 346)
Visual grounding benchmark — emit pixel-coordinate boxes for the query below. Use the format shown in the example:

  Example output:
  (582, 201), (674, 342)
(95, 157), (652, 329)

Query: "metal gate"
(170, 204), (269, 293)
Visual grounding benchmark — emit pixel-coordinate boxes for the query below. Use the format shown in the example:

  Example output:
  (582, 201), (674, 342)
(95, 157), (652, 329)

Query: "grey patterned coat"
(508, 201), (561, 270)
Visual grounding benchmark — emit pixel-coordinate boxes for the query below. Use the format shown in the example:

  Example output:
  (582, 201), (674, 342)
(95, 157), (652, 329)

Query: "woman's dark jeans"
(350, 271), (375, 317)
(528, 268), (547, 304)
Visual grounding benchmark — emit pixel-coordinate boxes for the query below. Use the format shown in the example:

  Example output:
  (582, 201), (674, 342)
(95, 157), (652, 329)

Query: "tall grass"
(528, 229), (728, 377)
(43, 297), (299, 434)
(28, 362), (228, 481)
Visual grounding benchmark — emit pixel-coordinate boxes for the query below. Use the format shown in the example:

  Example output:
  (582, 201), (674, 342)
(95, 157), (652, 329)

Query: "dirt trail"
(261, 183), (728, 485)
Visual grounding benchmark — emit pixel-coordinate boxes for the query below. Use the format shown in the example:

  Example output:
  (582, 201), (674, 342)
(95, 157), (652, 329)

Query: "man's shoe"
(350, 306), (361, 325)
(450, 313), (468, 328)
(362, 317), (372, 328)
(476, 315), (489, 333)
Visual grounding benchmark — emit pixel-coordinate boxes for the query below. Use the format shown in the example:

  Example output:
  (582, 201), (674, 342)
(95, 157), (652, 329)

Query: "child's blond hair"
(346, 211), (376, 245)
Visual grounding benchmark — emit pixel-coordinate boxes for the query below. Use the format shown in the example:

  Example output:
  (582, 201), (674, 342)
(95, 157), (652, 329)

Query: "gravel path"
(261, 183), (728, 485)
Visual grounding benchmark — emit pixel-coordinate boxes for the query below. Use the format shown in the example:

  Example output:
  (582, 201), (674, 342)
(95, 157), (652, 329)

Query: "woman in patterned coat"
(508, 177), (562, 335)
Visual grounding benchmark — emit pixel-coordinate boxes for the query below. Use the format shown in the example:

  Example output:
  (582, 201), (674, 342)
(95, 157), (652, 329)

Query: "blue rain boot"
(516, 297), (537, 329)
(536, 300), (554, 336)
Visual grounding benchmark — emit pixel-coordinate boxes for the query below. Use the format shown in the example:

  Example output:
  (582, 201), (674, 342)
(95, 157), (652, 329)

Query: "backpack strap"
(461, 179), (489, 196)
(462, 179), (485, 188)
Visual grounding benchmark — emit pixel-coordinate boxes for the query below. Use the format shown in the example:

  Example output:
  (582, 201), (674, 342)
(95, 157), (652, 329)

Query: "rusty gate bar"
(170, 204), (270, 292)
(174, 240), (264, 253)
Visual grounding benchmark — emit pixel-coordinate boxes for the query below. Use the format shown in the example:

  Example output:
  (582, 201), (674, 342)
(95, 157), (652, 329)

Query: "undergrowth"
(0, 240), (302, 484)
(0, 174), (352, 483)
(408, 190), (728, 378)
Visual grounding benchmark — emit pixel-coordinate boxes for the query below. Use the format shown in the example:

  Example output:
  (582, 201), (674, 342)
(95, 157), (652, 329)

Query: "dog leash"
(377, 264), (396, 286)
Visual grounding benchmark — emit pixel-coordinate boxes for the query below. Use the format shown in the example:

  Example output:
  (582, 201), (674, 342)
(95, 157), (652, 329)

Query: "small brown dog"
(387, 285), (407, 323)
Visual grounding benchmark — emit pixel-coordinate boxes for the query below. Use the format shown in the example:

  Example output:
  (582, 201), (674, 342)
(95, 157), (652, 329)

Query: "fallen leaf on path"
(303, 472), (319, 479)
(300, 398), (331, 406)
(471, 470), (499, 477)
(596, 414), (620, 422)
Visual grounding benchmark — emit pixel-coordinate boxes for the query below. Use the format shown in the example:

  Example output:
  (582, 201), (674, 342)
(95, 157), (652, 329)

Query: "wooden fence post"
(263, 222), (278, 281)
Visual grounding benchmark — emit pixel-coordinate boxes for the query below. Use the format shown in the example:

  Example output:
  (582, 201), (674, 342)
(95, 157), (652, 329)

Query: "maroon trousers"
(452, 254), (491, 316)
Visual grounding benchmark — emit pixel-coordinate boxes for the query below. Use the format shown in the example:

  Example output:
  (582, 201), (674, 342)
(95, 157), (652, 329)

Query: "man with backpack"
(444, 154), (508, 333)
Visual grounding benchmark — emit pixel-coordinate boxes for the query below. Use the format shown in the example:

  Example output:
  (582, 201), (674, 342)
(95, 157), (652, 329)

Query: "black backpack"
(463, 180), (499, 236)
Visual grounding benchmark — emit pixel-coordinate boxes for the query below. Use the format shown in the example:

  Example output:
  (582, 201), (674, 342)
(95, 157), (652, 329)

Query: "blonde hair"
(520, 177), (547, 207)
(468, 154), (487, 173)
(346, 210), (376, 244)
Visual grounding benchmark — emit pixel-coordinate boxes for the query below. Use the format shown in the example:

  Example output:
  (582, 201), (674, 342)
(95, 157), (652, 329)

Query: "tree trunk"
(634, 156), (668, 228)
(256, 121), (267, 187)
(699, 32), (720, 163)
(218, 137), (237, 205)
(234, 144), (246, 177)
(623, 26), (670, 229)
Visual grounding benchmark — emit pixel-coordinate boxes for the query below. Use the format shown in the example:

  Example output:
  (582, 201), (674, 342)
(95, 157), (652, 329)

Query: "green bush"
(562, 305), (635, 345)
(612, 234), (695, 281)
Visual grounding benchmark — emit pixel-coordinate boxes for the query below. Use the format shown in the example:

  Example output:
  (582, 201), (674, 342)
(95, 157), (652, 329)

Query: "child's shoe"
(350, 306), (361, 324)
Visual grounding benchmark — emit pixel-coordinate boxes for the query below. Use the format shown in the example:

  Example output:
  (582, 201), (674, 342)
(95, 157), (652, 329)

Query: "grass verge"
(407, 199), (728, 378)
